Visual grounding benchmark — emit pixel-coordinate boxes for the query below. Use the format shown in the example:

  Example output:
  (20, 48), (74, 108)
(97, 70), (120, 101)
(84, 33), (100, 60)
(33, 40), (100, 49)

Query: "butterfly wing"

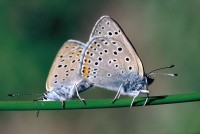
(46, 40), (85, 91)
(89, 16), (144, 76)
(81, 37), (142, 91)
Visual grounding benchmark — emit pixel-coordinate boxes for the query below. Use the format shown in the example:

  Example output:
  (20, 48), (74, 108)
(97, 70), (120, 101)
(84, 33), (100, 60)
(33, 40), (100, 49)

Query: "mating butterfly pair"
(43, 16), (177, 106)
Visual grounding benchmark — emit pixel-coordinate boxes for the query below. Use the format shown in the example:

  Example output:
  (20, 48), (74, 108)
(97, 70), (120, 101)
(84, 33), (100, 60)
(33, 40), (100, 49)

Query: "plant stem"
(1, 93), (200, 111)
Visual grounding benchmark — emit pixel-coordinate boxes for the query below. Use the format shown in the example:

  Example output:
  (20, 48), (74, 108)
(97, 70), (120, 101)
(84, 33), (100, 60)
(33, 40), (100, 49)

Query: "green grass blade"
(1, 93), (200, 111)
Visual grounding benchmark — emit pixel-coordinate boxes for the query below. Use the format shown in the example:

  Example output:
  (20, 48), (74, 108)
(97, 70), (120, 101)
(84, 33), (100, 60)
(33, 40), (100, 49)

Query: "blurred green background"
(0, 0), (200, 134)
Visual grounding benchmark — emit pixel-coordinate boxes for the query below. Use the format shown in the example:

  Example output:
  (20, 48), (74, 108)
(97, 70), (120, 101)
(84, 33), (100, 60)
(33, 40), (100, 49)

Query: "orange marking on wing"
(74, 49), (82, 57)
(83, 52), (90, 78)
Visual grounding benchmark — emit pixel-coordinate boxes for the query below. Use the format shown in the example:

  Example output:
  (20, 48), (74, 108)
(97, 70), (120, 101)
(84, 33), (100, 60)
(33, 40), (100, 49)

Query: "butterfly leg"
(50, 90), (65, 108)
(74, 83), (86, 105)
(141, 86), (149, 106)
(112, 84), (123, 103)
(61, 101), (66, 108)
(143, 93), (149, 106)
(130, 91), (140, 107)
(36, 110), (40, 117)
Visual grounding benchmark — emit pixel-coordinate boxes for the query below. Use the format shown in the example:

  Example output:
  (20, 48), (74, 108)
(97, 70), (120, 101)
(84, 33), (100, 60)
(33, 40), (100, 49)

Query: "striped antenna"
(8, 93), (42, 97)
(147, 65), (178, 77)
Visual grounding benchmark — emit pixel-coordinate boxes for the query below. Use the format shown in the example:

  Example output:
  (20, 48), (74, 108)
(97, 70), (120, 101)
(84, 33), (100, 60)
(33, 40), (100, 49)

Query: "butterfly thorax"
(121, 74), (147, 96)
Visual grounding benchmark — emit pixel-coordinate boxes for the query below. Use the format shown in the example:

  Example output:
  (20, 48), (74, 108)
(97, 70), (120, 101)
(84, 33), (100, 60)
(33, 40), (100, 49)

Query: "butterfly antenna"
(8, 93), (42, 97)
(147, 65), (178, 77)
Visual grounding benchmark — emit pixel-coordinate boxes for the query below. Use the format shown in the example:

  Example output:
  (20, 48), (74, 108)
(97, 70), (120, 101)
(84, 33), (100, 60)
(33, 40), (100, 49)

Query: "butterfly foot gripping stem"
(80, 98), (86, 105)
(61, 101), (65, 108)
(112, 98), (117, 104)
(143, 93), (149, 106)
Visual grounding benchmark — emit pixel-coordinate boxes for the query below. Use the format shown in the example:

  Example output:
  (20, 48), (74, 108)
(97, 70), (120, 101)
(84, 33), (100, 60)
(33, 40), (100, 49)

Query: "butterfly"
(8, 16), (176, 108)
(80, 16), (177, 106)
(38, 15), (176, 108)
(43, 40), (93, 106)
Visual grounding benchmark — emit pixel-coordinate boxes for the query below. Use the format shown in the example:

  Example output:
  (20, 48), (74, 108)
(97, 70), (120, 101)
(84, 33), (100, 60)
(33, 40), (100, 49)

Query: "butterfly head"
(146, 75), (154, 86)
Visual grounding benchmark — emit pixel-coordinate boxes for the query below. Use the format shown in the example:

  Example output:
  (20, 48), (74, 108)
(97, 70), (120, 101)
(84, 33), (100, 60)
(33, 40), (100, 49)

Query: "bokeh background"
(0, 1), (200, 134)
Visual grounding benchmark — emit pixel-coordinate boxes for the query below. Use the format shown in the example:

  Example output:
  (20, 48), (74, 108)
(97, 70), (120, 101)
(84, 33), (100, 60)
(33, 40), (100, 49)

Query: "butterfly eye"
(146, 76), (154, 85)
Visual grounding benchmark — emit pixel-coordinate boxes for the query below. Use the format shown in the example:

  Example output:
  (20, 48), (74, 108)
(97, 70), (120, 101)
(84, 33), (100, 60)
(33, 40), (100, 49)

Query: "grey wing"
(89, 15), (144, 76)
(81, 37), (141, 91)
(46, 40), (85, 91)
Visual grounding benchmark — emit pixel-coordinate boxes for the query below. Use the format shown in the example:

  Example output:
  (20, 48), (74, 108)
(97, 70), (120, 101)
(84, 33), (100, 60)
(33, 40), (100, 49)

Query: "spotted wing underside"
(46, 40), (85, 91)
